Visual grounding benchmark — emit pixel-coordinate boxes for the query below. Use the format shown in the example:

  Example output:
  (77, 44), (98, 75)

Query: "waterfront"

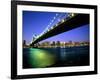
(23, 46), (89, 68)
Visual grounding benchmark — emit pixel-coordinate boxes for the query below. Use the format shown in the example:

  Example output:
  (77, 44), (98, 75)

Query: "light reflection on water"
(23, 46), (89, 68)
(29, 48), (56, 68)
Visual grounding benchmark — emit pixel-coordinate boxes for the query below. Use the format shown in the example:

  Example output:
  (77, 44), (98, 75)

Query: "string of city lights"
(38, 13), (67, 38)
(33, 13), (76, 40)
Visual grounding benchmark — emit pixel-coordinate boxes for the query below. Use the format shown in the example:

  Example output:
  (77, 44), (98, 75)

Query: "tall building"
(23, 40), (26, 48)
(56, 41), (60, 47)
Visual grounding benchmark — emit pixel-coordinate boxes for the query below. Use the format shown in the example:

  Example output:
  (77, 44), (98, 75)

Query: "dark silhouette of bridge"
(31, 14), (89, 45)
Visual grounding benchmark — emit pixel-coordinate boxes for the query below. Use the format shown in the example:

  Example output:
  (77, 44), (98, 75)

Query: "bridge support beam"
(32, 14), (89, 45)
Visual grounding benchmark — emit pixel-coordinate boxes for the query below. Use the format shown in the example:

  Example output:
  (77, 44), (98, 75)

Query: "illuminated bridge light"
(47, 29), (50, 31)
(55, 23), (58, 27)
(68, 13), (76, 18)
(34, 13), (60, 40)
(71, 13), (75, 17)
(51, 20), (54, 23)
(61, 19), (65, 23)
(56, 13), (58, 16)
(53, 17), (56, 19)
(50, 26), (53, 29)
(37, 35), (40, 38)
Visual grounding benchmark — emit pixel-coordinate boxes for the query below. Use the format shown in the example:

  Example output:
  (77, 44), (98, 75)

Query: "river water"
(23, 46), (89, 68)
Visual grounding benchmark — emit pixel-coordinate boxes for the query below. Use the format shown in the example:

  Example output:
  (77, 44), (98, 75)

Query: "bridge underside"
(32, 14), (89, 45)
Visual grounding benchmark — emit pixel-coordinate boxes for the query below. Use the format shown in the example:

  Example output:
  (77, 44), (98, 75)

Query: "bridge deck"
(32, 14), (89, 45)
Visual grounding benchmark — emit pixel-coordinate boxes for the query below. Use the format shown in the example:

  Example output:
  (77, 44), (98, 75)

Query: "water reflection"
(23, 46), (89, 68)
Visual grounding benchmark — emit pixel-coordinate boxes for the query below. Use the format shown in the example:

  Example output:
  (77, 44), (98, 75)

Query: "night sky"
(23, 11), (89, 44)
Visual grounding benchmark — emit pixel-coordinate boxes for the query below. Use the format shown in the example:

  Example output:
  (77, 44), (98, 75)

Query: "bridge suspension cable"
(38, 13), (59, 36)
(36, 13), (74, 39)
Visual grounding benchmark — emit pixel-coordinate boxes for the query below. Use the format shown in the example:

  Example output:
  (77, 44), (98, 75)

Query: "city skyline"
(23, 40), (89, 48)
(23, 11), (89, 44)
